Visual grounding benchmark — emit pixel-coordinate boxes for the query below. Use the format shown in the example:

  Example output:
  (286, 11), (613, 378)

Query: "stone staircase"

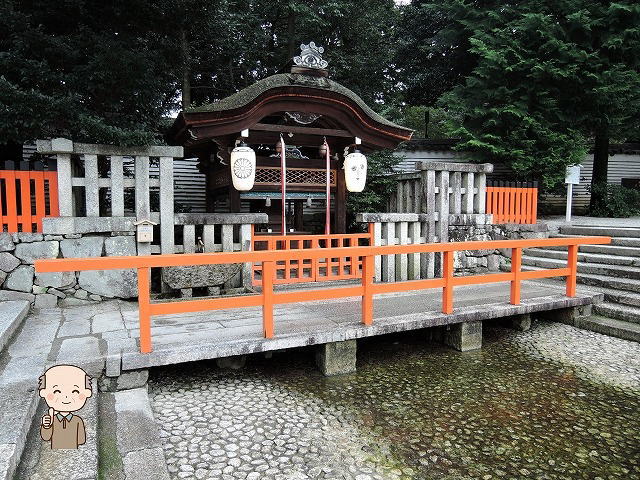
(521, 225), (640, 342)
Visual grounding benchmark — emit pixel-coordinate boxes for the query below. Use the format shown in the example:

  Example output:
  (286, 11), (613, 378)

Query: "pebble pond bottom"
(149, 320), (640, 480)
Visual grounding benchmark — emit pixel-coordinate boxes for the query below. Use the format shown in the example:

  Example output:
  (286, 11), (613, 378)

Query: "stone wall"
(449, 221), (550, 274)
(0, 231), (137, 308)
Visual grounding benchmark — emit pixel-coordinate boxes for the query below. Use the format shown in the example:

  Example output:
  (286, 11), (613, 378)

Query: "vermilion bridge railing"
(35, 236), (610, 354)
(251, 226), (374, 286)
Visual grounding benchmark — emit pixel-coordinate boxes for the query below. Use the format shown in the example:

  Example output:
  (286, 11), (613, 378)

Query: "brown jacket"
(40, 413), (86, 449)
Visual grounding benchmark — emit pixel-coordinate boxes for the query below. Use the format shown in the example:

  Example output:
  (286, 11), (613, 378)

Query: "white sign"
(565, 165), (582, 185)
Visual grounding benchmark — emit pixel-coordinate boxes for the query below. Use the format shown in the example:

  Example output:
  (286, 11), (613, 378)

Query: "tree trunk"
(181, 29), (191, 110)
(589, 128), (609, 213)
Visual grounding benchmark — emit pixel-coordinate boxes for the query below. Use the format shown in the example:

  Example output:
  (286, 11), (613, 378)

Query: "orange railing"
(486, 182), (538, 224)
(0, 170), (59, 232)
(251, 226), (374, 286)
(35, 236), (610, 354)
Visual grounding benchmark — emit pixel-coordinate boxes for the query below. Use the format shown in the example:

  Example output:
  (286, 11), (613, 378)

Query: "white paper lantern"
(344, 150), (367, 192)
(230, 143), (256, 191)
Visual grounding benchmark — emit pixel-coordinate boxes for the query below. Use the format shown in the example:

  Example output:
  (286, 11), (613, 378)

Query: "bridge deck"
(99, 280), (600, 371)
(34, 281), (601, 377)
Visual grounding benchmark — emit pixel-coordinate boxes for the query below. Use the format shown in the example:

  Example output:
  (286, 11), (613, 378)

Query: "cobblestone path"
(149, 321), (640, 480)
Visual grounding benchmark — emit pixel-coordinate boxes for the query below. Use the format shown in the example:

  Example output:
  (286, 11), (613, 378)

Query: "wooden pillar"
(294, 200), (304, 232)
(335, 162), (346, 233)
(229, 186), (241, 213)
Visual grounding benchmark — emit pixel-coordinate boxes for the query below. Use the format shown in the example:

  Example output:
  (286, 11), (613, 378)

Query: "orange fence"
(486, 182), (538, 224)
(35, 236), (610, 354)
(251, 226), (374, 286)
(0, 170), (59, 232)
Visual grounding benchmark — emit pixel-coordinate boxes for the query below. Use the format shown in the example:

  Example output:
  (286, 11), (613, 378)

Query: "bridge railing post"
(262, 261), (275, 338)
(361, 254), (374, 325)
(137, 267), (152, 353)
(566, 244), (578, 297)
(510, 247), (522, 305)
(442, 250), (454, 314)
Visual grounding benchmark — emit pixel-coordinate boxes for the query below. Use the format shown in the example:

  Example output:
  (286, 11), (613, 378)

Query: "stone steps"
(523, 248), (640, 266)
(575, 315), (640, 343)
(593, 302), (640, 325)
(517, 264), (640, 294)
(544, 243), (640, 258)
(551, 233), (640, 248)
(0, 300), (30, 352)
(521, 255), (640, 280)
(559, 225), (640, 238)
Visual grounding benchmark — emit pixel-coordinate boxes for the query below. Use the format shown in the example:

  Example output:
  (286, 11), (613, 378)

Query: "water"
(150, 321), (640, 480)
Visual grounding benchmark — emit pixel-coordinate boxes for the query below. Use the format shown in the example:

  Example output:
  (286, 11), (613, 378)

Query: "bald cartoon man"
(38, 365), (92, 449)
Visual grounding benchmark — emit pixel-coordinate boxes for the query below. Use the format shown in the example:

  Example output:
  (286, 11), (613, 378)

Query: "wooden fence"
(486, 182), (538, 224)
(35, 235), (611, 353)
(251, 227), (374, 286)
(0, 170), (59, 232)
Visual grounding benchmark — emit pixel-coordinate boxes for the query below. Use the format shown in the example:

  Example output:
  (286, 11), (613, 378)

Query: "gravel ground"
(149, 320), (640, 480)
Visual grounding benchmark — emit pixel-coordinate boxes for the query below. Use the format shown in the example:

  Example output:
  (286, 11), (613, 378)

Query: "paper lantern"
(230, 143), (256, 191)
(344, 150), (367, 192)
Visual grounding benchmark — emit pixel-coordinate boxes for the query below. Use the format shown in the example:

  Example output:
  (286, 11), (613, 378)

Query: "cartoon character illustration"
(38, 364), (92, 449)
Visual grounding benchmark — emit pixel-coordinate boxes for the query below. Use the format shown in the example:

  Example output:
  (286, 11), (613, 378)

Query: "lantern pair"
(229, 141), (367, 192)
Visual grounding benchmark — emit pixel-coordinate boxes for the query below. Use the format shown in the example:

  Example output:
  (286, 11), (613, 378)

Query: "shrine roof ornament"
(293, 42), (328, 70)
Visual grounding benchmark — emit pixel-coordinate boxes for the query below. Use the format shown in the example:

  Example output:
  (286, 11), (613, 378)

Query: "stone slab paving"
(149, 321), (640, 480)
(0, 300), (30, 352)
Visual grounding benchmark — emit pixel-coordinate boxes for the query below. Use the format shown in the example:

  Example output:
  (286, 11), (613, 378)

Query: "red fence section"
(486, 182), (538, 224)
(251, 226), (374, 286)
(0, 170), (59, 233)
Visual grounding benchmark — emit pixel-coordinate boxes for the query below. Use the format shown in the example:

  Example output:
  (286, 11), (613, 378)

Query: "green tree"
(0, 0), (179, 146)
(398, 1), (640, 196)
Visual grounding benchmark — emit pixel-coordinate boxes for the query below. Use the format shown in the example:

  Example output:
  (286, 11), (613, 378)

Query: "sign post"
(564, 164), (582, 222)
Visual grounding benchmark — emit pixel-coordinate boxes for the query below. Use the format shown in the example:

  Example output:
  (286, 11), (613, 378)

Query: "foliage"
(588, 184), (640, 218)
(346, 150), (401, 230)
(1, 0), (400, 146)
(0, 0), (178, 146)
(398, 0), (640, 195)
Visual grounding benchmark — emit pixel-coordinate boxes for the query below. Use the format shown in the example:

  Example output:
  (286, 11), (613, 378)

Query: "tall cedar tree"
(398, 1), (640, 197)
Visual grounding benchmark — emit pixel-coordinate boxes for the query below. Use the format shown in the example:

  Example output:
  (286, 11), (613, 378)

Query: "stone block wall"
(0, 231), (137, 308)
(449, 221), (550, 274)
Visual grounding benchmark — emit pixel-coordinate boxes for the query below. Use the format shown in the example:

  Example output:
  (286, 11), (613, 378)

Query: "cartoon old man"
(38, 364), (92, 449)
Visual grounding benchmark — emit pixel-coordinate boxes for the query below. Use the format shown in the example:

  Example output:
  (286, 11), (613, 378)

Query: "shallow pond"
(150, 321), (640, 480)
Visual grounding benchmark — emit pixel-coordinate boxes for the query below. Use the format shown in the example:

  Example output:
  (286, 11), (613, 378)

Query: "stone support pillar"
(315, 340), (357, 376)
(443, 321), (482, 352)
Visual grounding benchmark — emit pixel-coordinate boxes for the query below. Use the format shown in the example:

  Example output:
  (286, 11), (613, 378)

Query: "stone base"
(508, 313), (532, 331)
(315, 340), (357, 376)
(216, 355), (247, 370)
(536, 305), (592, 326)
(99, 369), (149, 392)
(443, 321), (482, 352)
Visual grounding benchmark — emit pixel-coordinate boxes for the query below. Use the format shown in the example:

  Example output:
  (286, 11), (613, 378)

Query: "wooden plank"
(408, 221), (421, 280)
(18, 172), (32, 232)
(110, 155), (125, 216)
(474, 172), (486, 214)
(451, 171), (462, 214)
(4, 170), (18, 232)
(135, 156), (151, 255)
(46, 171), (60, 217)
(396, 221), (409, 281)
(84, 154), (100, 216)
(381, 222), (395, 282)
(203, 225), (216, 252)
(32, 172), (46, 232)
(56, 153), (73, 216)
(159, 156), (175, 254)
(463, 172), (474, 214)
